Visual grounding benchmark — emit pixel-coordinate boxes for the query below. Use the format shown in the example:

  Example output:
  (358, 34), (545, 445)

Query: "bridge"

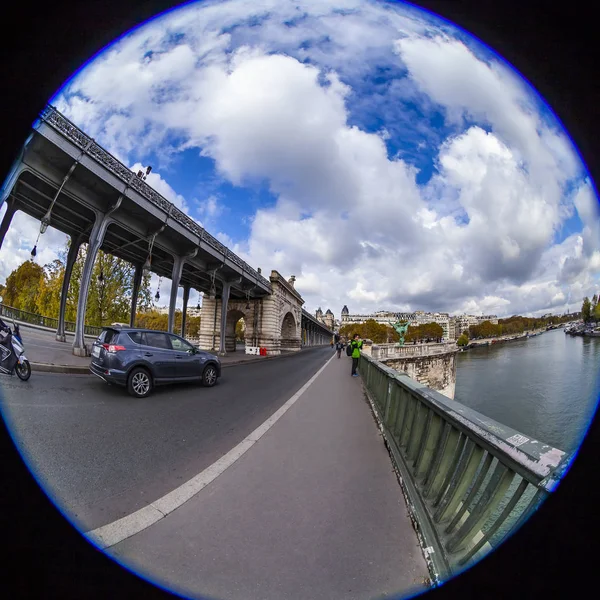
(0, 106), (570, 598)
(0, 106), (333, 356)
(0, 322), (571, 597)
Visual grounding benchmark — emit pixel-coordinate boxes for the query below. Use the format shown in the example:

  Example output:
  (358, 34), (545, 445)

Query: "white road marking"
(85, 353), (336, 550)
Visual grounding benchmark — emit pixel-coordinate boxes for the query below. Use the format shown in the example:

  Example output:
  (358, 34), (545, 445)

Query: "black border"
(1, 1), (598, 598)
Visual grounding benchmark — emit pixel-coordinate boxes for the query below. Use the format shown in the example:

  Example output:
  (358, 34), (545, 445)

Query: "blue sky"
(1, 0), (598, 318)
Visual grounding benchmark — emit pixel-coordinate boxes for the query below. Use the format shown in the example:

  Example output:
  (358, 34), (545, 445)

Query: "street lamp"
(40, 212), (51, 234)
(142, 256), (152, 278)
(31, 210), (52, 257)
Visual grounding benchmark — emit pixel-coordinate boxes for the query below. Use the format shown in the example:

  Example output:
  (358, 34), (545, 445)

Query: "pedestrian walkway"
(105, 354), (430, 600)
(16, 323), (305, 373)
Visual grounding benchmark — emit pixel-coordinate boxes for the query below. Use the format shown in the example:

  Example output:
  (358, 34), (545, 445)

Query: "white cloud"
(0, 208), (68, 286)
(21, 0), (598, 320)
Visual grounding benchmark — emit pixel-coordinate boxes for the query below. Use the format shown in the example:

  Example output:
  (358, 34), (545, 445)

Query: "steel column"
(218, 281), (232, 355)
(129, 263), (143, 328)
(181, 284), (190, 338)
(168, 256), (185, 333)
(0, 197), (17, 251)
(56, 234), (83, 342)
(73, 198), (122, 356)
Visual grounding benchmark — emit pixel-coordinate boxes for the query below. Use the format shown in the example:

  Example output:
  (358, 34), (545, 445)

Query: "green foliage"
(2, 260), (45, 312)
(405, 322), (444, 342)
(36, 259), (64, 317)
(1, 239), (153, 327)
(134, 309), (201, 338)
(235, 318), (245, 341)
(590, 294), (599, 322)
(468, 320), (503, 339)
(457, 334), (469, 346)
(581, 297), (592, 322)
(339, 320), (398, 343)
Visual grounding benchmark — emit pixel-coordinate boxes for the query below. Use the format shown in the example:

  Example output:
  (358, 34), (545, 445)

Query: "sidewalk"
(105, 354), (430, 600)
(17, 323), (312, 373)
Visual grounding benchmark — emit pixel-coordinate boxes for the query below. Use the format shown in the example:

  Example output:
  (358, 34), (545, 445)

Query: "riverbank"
(462, 328), (546, 350)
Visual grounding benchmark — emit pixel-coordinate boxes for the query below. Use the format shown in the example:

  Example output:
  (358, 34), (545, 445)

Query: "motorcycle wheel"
(15, 360), (31, 381)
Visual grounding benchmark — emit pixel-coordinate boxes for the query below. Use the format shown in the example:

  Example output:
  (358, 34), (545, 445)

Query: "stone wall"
(197, 270), (303, 355)
(382, 350), (458, 399)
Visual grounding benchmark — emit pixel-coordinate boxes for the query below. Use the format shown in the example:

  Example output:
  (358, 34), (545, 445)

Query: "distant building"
(323, 309), (335, 331)
(314, 307), (335, 331)
(152, 305), (202, 318)
(341, 306), (498, 341)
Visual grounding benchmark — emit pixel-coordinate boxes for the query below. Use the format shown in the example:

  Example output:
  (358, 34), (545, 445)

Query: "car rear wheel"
(127, 367), (153, 398)
(201, 364), (218, 387)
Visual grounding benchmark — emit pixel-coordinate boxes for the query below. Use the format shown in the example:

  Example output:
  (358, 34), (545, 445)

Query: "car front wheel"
(201, 364), (218, 387)
(128, 367), (153, 398)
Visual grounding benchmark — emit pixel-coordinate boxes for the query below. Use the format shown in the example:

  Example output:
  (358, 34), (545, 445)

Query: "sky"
(1, 0), (599, 320)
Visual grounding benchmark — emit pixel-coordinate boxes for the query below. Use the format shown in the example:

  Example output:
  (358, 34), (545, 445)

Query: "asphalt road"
(0, 346), (332, 532)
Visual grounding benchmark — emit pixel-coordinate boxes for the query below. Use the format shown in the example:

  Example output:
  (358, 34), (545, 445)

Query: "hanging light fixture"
(196, 290), (202, 311)
(40, 212), (51, 234)
(143, 233), (156, 278)
(245, 291), (251, 310)
(31, 222), (46, 258)
(155, 276), (162, 302)
(208, 270), (216, 300)
(142, 255), (152, 277)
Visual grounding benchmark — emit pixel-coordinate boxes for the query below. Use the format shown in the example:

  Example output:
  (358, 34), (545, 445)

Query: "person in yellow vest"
(350, 333), (363, 377)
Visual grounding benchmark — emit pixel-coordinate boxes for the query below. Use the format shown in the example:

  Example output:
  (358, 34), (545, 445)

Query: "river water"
(454, 328), (600, 454)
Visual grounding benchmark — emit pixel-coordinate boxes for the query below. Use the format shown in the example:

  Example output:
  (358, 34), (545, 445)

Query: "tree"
(582, 297), (592, 322)
(2, 260), (45, 312)
(457, 334), (468, 346)
(1, 238), (153, 327)
(235, 318), (245, 341)
(35, 259), (64, 317)
(594, 300), (600, 323)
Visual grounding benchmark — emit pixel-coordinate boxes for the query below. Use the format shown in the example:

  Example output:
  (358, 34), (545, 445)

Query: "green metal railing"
(0, 303), (102, 337)
(359, 352), (572, 584)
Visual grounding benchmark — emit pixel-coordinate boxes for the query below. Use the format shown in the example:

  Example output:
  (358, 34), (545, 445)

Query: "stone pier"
(367, 342), (459, 399)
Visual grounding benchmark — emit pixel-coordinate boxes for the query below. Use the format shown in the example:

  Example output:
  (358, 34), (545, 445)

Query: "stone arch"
(280, 311), (300, 351)
(225, 308), (246, 352)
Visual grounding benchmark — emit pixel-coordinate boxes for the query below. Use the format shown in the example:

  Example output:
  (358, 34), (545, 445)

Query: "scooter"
(0, 318), (31, 381)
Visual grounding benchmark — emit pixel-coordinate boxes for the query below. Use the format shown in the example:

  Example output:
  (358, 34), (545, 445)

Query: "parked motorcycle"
(0, 318), (31, 381)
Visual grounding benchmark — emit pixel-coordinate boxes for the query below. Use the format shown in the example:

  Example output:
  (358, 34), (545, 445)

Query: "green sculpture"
(391, 320), (410, 346)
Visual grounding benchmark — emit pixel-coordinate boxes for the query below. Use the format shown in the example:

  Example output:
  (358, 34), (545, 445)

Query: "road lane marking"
(85, 352), (336, 550)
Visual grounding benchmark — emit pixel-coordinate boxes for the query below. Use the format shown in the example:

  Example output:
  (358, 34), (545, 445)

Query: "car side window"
(169, 335), (194, 352)
(145, 332), (172, 350)
(127, 331), (144, 344)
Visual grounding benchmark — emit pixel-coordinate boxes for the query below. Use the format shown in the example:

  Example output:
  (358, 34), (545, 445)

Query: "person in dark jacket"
(350, 333), (363, 376)
(335, 339), (344, 358)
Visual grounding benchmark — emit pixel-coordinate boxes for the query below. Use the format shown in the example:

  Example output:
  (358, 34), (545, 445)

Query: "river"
(454, 328), (600, 454)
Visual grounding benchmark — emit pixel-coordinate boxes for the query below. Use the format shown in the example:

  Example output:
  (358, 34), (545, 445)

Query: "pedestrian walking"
(350, 333), (363, 377)
(335, 339), (344, 358)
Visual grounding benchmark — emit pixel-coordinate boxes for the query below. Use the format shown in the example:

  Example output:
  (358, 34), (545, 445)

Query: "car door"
(141, 331), (178, 381)
(167, 334), (201, 379)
